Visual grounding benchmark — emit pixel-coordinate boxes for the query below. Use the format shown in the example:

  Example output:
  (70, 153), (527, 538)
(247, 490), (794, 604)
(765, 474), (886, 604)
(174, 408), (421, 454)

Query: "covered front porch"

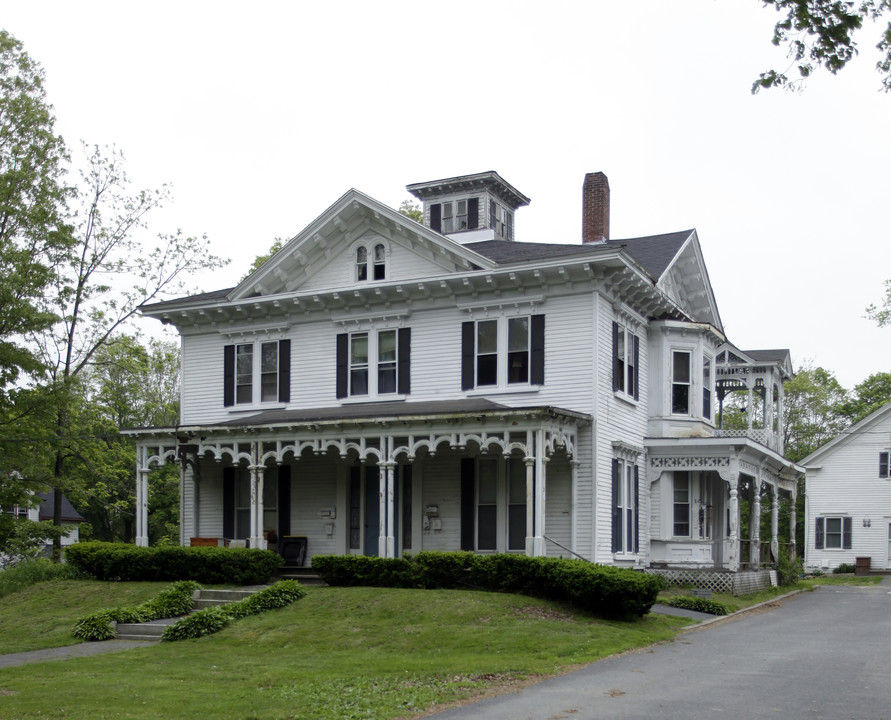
(646, 437), (801, 574)
(128, 400), (589, 565)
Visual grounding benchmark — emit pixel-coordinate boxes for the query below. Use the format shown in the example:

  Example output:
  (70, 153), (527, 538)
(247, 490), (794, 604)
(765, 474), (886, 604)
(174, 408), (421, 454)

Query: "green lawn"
(0, 583), (689, 720)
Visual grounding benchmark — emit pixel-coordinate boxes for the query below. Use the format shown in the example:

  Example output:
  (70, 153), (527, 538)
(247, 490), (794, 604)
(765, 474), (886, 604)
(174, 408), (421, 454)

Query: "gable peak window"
(355, 242), (387, 282)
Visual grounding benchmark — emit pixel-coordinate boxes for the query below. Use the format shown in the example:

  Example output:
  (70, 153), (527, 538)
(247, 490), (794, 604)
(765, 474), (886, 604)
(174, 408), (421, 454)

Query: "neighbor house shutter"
(531, 314), (545, 385)
(633, 465), (640, 554)
(429, 203), (442, 232)
(815, 517), (824, 549)
(278, 339), (291, 403)
(842, 517), (852, 549)
(880, 452), (890, 478)
(223, 345), (235, 407)
(611, 322), (620, 392)
(397, 327), (411, 395)
(223, 467), (235, 540)
(611, 459), (621, 553)
(467, 198), (479, 230)
(461, 321), (475, 390)
(632, 334), (640, 401)
(460, 458), (475, 551)
(278, 465), (291, 541)
(336, 333), (349, 398)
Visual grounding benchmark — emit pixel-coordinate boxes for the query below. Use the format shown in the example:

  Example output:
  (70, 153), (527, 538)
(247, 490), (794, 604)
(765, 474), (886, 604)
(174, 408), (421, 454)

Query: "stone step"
(277, 567), (327, 586)
(115, 621), (173, 643)
(192, 588), (258, 606)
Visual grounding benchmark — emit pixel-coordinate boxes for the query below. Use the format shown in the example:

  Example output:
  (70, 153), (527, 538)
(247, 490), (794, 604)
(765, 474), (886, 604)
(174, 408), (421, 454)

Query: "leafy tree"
(31, 145), (226, 557)
(398, 199), (423, 223)
(865, 279), (891, 327)
(244, 237), (285, 280)
(754, 0), (891, 92)
(0, 30), (72, 402)
(782, 364), (848, 462)
(838, 372), (891, 423)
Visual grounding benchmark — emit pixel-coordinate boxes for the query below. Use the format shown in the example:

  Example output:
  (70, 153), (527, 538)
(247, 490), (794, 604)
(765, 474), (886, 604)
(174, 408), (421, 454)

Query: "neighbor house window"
(672, 351), (691, 414)
(612, 321), (640, 399)
(611, 458), (639, 553)
(814, 516), (852, 549)
(224, 340), (291, 407)
(336, 328), (411, 399)
(461, 315), (545, 390)
(880, 451), (889, 478)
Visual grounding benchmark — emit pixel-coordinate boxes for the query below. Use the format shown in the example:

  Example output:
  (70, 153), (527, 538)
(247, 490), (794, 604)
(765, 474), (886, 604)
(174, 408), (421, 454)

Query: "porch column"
(532, 430), (547, 557)
(249, 441), (265, 550)
(135, 466), (149, 547)
(751, 482), (761, 567)
(789, 484), (797, 559)
(770, 491), (779, 563)
(524, 457), (535, 557)
(726, 474), (740, 571)
(381, 461), (396, 559)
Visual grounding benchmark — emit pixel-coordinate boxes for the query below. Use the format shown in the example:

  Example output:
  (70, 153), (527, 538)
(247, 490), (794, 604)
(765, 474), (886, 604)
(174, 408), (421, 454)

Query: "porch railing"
(739, 539), (795, 568)
(714, 427), (781, 453)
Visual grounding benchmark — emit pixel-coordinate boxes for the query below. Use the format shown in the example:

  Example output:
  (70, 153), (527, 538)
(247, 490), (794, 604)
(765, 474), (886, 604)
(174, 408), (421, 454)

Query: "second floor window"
(461, 315), (544, 390)
(702, 356), (713, 419)
(336, 328), (411, 399)
(224, 340), (291, 407)
(672, 351), (691, 414)
(612, 322), (640, 400)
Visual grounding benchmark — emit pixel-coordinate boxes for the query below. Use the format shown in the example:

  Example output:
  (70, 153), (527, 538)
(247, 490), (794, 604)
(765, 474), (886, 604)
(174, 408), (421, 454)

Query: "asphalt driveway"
(430, 580), (890, 720)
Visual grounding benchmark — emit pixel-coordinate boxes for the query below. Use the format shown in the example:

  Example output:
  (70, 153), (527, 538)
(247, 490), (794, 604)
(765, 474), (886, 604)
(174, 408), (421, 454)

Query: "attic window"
(429, 199), (479, 234)
(356, 243), (387, 282)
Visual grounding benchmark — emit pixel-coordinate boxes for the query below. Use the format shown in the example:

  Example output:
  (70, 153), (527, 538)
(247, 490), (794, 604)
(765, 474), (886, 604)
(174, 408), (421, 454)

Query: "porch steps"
(277, 566), (327, 586)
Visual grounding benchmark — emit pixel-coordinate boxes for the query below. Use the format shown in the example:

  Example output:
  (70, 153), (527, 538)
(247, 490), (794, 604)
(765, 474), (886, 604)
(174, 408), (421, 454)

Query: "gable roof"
(799, 401), (891, 467)
(605, 230), (693, 279)
(37, 492), (85, 523)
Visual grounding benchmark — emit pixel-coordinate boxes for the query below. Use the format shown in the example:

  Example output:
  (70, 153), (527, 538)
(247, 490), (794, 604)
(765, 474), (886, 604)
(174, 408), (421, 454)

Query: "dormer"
(406, 171), (530, 244)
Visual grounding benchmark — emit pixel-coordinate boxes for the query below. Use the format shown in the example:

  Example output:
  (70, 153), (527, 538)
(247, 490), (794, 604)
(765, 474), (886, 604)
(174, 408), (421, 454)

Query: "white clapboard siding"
(419, 450), (462, 552)
(545, 457), (572, 557)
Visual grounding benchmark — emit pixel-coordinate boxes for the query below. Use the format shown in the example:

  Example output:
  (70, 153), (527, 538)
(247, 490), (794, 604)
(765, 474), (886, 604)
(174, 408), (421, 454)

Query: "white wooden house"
(801, 401), (891, 572)
(127, 171), (801, 591)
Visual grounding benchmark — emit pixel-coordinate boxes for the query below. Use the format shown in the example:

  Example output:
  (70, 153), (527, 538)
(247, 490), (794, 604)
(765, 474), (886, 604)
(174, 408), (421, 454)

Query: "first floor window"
(880, 451), (889, 478)
(337, 328), (411, 399)
(612, 458), (639, 553)
(224, 340), (291, 407)
(461, 456), (528, 553)
(507, 457), (526, 551)
(815, 516), (852, 549)
(673, 471), (691, 537)
(672, 351), (691, 414)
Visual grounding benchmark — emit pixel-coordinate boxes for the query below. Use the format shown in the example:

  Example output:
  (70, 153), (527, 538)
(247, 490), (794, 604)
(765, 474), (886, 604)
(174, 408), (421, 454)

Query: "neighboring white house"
(801, 401), (891, 572)
(126, 171), (801, 590)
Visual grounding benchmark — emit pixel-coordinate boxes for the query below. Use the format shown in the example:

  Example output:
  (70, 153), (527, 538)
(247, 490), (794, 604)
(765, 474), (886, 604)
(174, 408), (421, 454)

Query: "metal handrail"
(543, 535), (591, 562)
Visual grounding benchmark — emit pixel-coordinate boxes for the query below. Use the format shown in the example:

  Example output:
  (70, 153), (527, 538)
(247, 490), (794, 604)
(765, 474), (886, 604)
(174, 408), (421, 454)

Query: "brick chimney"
(582, 172), (610, 243)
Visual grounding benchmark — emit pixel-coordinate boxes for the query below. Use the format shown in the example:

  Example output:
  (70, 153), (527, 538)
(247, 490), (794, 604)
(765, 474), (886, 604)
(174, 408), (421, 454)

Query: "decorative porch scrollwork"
(650, 456), (730, 469)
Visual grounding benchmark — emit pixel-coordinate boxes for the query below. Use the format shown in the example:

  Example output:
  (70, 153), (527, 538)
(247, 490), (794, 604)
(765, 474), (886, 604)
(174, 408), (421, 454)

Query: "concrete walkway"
(0, 639), (155, 668)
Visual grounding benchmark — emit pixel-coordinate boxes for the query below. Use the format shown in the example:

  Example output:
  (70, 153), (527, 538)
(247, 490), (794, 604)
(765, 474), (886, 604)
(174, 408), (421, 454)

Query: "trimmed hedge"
(162, 580), (307, 641)
(661, 596), (729, 616)
(64, 542), (283, 584)
(73, 580), (200, 641)
(312, 551), (662, 618)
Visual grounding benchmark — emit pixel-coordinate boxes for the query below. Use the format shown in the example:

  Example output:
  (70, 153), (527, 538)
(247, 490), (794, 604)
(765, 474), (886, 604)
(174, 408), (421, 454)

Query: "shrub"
(777, 551), (804, 585)
(162, 606), (230, 641)
(833, 563), (856, 574)
(64, 542), (282, 584)
(0, 557), (88, 598)
(313, 552), (662, 618)
(73, 611), (118, 641)
(661, 596), (729, 616)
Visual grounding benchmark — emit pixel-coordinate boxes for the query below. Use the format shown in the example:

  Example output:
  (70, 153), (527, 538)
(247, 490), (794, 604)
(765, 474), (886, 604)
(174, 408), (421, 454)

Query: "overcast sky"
(4, 0), (889, 389)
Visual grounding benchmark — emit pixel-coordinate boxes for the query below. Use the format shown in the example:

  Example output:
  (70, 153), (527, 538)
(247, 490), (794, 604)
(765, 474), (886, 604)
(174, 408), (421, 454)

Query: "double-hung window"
(671, 351), (691, 414)
(336, 328), (411, 399)
(880, 451), (889, 478)
(702, 355), (713, 420)
(612, 321), (640, 400)
(814, 516), (852, 549)
(672, 471), (691, 537)
(461, 456), (528, 553)
(611, 458), (639, 553)
(429, 198), (479, 234)
(461, 315), (545, 390)
(224, 339), (291, 407)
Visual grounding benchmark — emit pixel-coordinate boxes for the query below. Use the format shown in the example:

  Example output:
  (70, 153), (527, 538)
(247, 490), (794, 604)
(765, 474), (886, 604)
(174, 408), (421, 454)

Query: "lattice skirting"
(645, 568), (772, 596)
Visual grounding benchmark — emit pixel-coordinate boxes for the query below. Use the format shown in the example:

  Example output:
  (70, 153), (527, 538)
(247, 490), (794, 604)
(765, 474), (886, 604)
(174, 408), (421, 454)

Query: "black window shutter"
(467, 198), (479, 230)
(398, 327), (411, 395)
(611, 459), (620, 553)
(880, 452), (890, 478)
(632, 334), (640, 401)
(815, 517), (824, 549)
(430, 203), (441, 232)
(611, 322), (620, 392)
(633, 465), (640, 553)
(223, 467), (235, 539)
(224, 345), (235, 407)
(489, 201), (495, 230)
(278, 339), (291, 403)
(460, 458), (475, 551)
(531, 314), (545, 385)
(506, 210), (513, 241)
(336, 333), (348, 398)
(278, 465), (291, 541)
(842, 517), (852, 549)
(461, 321), (475, 390)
